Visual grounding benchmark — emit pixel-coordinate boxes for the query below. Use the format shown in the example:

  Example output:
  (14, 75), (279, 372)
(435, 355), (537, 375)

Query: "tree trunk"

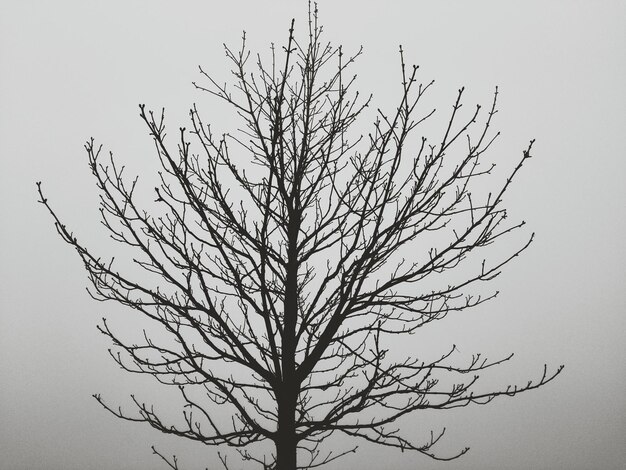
(277, 210), (300, 470)
(276, 390), (297, 470)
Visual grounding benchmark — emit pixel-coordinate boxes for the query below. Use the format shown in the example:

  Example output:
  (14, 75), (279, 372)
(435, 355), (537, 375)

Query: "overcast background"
(1, 1), (624, 469)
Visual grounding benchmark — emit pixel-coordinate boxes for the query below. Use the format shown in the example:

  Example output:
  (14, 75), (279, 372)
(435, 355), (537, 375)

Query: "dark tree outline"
(38, 5), (563, 470)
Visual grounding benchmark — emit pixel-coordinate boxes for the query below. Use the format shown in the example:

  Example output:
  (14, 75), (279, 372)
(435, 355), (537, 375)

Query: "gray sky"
(1, 1), (624, 469)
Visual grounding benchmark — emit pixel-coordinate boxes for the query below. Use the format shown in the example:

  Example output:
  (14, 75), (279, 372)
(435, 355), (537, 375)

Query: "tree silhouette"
(38, 6), (562, 470)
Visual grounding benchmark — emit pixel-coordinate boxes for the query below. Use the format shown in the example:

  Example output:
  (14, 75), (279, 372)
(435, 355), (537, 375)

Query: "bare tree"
(38, 6), (562, 470)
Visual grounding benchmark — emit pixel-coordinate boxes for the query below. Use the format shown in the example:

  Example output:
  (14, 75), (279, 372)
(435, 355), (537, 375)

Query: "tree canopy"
(38, 6), (562, 470)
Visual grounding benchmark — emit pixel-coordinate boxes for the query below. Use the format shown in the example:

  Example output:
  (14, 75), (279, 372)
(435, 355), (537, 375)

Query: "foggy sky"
(1, 1), (624, 469)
